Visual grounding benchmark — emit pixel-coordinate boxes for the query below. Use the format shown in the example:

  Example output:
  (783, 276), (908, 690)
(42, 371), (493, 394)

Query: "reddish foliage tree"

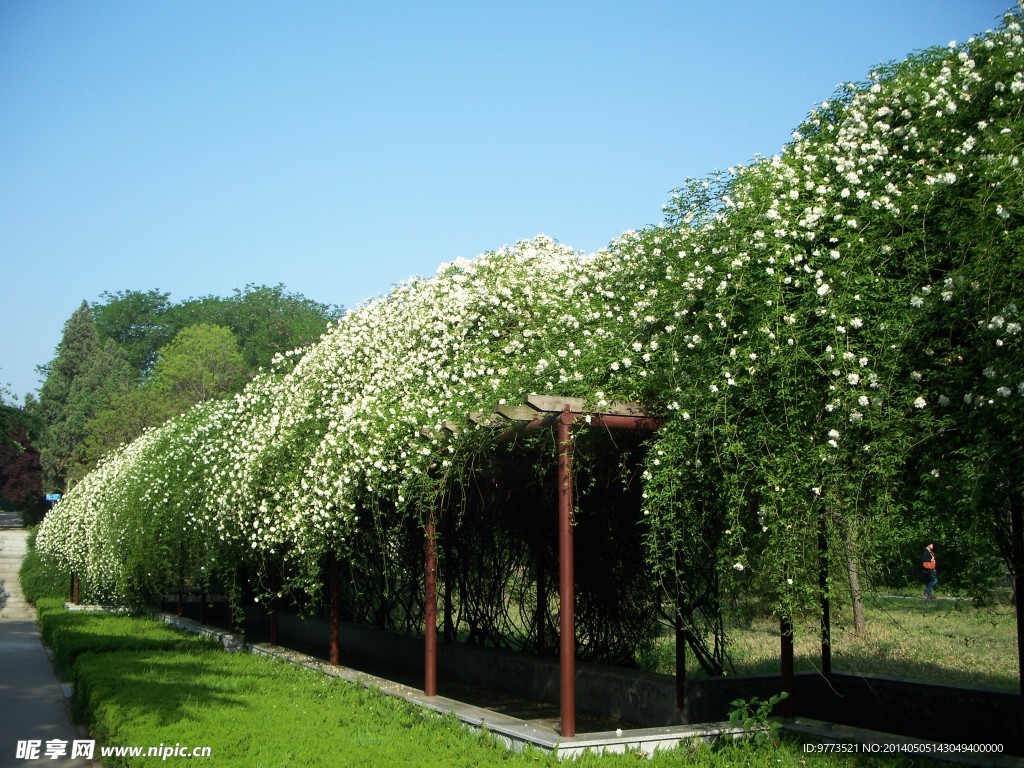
(0, 425), (45, 522)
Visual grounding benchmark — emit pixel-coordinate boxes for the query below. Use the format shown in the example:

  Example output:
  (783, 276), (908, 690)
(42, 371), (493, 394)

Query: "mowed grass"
(645, 593), (1019, 692)
(37, 605), (932, 767)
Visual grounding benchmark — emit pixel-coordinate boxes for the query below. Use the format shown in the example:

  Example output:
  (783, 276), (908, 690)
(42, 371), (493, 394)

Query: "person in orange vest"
(922, 542), (937, 600)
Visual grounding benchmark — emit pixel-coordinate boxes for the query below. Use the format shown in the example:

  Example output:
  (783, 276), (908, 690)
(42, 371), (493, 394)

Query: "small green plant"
(727, 691), (789, 742)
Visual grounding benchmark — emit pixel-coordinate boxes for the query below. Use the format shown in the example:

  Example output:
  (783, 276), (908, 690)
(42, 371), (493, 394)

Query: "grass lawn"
(643, 592), (1019, 692)
(29, 600), (939, 767)
(19, 541), (989, 766)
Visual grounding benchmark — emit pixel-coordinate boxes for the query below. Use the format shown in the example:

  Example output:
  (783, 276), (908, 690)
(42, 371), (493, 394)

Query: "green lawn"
(643, 593), (1019, 692)
(32, 600), (935, 767)
(18, 543), (967, 767)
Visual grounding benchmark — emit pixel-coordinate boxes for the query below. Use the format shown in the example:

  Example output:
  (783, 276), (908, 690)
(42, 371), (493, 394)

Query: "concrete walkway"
(0, 510), (96, 766)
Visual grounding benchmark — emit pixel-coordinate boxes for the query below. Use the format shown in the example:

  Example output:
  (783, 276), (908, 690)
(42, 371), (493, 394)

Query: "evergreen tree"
(33, 302), (134, 490)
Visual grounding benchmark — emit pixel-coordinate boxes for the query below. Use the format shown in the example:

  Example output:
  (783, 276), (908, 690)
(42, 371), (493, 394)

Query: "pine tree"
(33, 302), (133, 490)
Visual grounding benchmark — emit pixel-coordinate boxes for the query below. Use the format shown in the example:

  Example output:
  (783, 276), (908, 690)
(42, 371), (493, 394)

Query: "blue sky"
(0, 1), (1011, 402)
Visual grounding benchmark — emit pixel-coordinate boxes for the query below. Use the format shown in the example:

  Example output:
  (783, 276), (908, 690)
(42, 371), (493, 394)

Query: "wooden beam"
(525, 394), (652, 418)
(526, 394), (587, 413)
(494, 404), (540, 422)
(468, 412), (504, 427)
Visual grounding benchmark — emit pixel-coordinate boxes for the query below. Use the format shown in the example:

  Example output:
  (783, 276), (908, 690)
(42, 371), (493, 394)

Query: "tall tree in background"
(0, 381), (44, 521)
(91, 288), (173, 376)
(32, 302), (136, 490)
(33, 302), (100, 490)
(36, 285), (339, 486)
(147, 323), (249, 410)
(63, 340), (136, 485)
(0, 422), (45, 523)
(79, 324), (249, 466)
(168, 284), (341, 369)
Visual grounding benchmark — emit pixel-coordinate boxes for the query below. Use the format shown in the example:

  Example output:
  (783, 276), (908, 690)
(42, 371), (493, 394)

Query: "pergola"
(295, 395), (819, 735)
(320, 395), (662, 736)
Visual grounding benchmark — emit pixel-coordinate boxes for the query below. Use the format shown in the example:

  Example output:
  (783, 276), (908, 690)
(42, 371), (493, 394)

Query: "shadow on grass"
(31, 601), (247, 731)
(71, 649), (254, 729)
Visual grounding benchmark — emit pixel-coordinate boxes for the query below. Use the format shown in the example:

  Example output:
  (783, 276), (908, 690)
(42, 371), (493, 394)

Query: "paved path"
(0, 510), (96, 766)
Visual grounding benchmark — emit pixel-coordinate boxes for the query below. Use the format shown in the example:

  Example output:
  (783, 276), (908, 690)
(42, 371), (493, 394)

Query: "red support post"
(425, 510), (439, 697)
(557, 407), (576, 737)
(269, 572), (279, 646)
(329, 554), (340, 665)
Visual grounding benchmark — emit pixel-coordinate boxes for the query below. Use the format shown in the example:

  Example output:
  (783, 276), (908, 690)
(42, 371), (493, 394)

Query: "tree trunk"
(833, 509), (867, 636)
(845, 525), (867, 636)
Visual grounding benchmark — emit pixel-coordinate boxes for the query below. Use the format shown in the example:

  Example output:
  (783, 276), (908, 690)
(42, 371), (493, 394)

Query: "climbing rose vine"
(39, 7), (1024, 622)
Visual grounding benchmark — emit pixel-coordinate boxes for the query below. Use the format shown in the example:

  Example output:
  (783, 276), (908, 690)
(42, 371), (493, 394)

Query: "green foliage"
(44, 602), (917, 767)
(147, 323), (250, 408)
(91, 289), (174, 378)
(644, 593), (1018, 691)
(39, 609), (216, 679)
(727, 692), (789, 742)
(18, 528), (69, 603)
(35, 10), (1024, 671)
(167, 284), (342, 371)
(92, 285), (341, 378)
(33, 301), (102, 490)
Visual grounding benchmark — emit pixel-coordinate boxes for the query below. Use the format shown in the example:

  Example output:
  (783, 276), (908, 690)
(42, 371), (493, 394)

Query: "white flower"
(914, 397), (928, 409)
(817, 284), (831, 296)
(733, 562), (745, 572)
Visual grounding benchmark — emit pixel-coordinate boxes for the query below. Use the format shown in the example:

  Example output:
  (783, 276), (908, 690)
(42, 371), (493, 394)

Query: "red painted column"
(329, 554), (340, 665)
(269, 571), (279, 646)
(425, 510), (439, 697)
(557, 408), (576, 737)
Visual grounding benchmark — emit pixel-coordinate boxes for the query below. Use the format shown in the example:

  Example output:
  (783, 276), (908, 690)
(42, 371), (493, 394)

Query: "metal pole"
(425, 510), (438, 697)
(329, 554), (340, 665)
(557, 407), (576, 737)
